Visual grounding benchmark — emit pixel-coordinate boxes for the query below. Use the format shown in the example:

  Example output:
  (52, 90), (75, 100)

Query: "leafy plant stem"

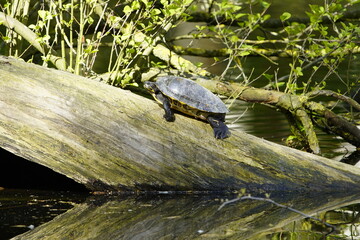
(75, 0), (84, 75)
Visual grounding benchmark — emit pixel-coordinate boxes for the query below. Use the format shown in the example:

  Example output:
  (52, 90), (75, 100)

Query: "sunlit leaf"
(280, 12), (291, 22)
(123, 5), (132, 14)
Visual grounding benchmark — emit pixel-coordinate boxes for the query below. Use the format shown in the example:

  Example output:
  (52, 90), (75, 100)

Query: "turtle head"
(144, 81), (159, 94)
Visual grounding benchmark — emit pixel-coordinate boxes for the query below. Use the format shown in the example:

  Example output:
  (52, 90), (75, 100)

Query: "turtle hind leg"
(207, 115), (231, 139)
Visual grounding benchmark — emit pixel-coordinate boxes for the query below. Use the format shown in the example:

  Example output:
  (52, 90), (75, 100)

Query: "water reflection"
(11, 191), (360, 240)
(0, 190), (86, 239)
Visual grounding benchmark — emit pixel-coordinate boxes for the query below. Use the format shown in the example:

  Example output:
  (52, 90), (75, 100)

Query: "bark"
(307, 89), (360, 111)
(306, 101), (360, 147)
(1, 56), (360, 192)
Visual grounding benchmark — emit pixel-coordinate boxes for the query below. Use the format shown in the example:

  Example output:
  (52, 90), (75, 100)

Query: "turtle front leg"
(162, 98), (175, 122)
(207, 115), (231, 139)
(155, 92), (175, 122)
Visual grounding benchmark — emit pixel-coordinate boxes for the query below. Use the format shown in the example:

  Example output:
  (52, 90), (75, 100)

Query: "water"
(0, 190), (87, 240)
(3, 190), (360, 239)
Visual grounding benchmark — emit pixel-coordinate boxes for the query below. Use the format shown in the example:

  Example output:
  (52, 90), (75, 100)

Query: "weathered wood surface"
(1, 55), (360, 192)
(12, 192), (360, 240)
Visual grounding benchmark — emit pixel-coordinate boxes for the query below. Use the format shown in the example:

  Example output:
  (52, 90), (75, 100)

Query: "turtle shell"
(156, 76), (228, 113)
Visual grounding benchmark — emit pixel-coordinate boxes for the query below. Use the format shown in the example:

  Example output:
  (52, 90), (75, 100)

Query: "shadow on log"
(1, 55), (360, 192)
(12, 192), (360, 239)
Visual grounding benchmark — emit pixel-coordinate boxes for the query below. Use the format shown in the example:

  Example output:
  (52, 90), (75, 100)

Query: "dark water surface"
(0, 190), (87, 240)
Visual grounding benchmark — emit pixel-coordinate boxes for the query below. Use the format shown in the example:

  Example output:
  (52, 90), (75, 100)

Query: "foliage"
(1, 0), (359, 91)
(192, 0), (360, 96)
(0, 0), (192, 87)
(167, 0), (360, 152)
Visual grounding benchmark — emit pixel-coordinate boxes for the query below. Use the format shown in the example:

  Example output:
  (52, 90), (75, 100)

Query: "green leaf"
(123, 5), (132, 14)
(2, 36), (11, 42)
(230, 35), (239, 43)
(28, 24), (38, 30)
(131, 1), (141, 10)
(261, 1), (271, 9)
(280, 12), (291, 22)
(38, 10), (52, 21)
(263, 73), (274, 81)
(235, 13), (246, 19)
(275, 82), (285, 88)
(286, 135), (298, 141)
(87, 16), (94, 25)
(38, 10), (46, 20)
(151, 8), (161, 16)
(294, 66), (303, 76)
(238, 51), (251, 56)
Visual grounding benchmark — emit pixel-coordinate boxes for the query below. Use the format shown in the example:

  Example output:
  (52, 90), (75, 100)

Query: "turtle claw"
(214, 126), (231, 139)
(164, 113), (175, 122)
(208, 116), (230, 139)
(207, 116), (231, 139)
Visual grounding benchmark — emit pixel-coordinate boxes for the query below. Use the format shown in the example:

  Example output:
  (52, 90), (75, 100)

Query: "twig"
(218, 195), (337, 231)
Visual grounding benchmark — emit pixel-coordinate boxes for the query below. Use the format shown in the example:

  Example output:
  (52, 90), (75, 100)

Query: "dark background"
(0, 148), (88, 192)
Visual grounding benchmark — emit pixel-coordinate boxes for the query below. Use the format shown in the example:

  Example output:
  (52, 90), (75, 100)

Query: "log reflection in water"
(12, 192), (360, 240)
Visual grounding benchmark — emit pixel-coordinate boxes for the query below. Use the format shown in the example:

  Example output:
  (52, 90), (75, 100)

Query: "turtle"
(144, 76), (231, 139)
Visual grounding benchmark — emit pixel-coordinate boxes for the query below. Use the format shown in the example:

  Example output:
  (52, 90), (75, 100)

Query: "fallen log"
(1, 55), (360, 192)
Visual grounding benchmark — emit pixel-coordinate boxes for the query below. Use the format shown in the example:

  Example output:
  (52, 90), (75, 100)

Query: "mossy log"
(1, 55), (360, 192)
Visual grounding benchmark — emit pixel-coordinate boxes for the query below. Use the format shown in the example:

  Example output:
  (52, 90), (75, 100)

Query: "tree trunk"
(1, 55), (360, 192)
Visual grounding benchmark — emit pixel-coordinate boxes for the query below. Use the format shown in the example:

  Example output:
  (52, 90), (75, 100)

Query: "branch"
(171, 45), (295, 58)
(305, 101), (360, 148)
(307, 89), (360, 111)
(188, 9), (360, 28)
(276, 94), (320, 153)
(152, 44), (211, 76)
(170, 43), (360, 58)
(0, 12), (66, 71)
